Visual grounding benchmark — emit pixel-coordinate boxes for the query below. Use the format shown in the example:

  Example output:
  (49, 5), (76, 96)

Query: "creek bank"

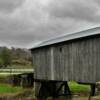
(0, 89), (35, 100)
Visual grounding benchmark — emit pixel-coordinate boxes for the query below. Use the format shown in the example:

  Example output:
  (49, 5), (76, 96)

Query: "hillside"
(0, 47), (32, 69)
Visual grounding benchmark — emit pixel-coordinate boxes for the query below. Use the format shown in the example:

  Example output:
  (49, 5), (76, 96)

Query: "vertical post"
(89, 84), (96, 100)
(90, 84), (96, 96)
(37, 81), (51, 100)
(27, 74), (33, 88)
(64, 82), (71, 95)
(36, 81), (71, 100)
(51, 47), (54, 80)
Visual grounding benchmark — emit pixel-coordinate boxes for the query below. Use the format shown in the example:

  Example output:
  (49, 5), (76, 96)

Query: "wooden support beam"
(56, 82), (71, 96)
(88, 84), (96, 100)
(90, 84), (96, 96)
(36, 81), (71, 100)
(64, 82), (71, 95)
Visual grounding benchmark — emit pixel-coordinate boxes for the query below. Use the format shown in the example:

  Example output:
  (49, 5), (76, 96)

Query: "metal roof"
(31, 27), (100, 49)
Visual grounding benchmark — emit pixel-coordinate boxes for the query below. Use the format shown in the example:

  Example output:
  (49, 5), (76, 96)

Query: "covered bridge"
(31, 27), (100, 98)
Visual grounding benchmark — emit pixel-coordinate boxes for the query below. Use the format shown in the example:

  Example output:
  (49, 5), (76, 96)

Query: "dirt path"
(0, 89), (35, 100)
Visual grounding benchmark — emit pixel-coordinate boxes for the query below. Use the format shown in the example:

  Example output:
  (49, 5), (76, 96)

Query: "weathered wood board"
(32, 35), (100, 83)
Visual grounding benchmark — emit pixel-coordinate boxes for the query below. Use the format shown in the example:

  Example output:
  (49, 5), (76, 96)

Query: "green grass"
(68, 81), (90, 93)
(0, 74), (89, 94)
(0, 74), (24, 94)
(0, 83), (24, 94)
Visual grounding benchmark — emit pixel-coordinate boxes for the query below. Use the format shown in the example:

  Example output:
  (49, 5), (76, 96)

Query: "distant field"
(7, 64), (33, 69)
(0, 73), (20, 77)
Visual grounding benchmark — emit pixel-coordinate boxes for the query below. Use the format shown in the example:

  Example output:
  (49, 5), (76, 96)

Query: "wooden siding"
(32, 36), (100, 83)
(32, 47), (52, 80)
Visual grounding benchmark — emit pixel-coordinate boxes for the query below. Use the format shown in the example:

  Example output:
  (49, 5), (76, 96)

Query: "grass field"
(0, 81), (90, 94)
(68, 81), (90, 93)
(0, 73), (90, 94)
(0, 73), (24, 94)
(0, 83), (24, 94)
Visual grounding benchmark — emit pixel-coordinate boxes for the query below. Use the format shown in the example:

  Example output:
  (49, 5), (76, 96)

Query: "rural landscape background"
(0, 46), (34, 100)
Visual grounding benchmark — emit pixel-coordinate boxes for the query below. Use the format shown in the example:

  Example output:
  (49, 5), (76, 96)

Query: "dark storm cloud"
(0, 0), (100, 48)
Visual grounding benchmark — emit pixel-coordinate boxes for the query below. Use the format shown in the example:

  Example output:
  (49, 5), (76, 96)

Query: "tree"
(0, 47), (12, 68)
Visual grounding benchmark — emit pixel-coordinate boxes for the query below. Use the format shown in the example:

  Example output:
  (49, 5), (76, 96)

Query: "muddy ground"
(34, 92), (100, 100)
(42, 95), (100, 100)
(0, 93), (99, 100)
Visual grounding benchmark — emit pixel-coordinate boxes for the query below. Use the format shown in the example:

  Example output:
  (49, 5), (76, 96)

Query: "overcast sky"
(0, 0), (100, 48)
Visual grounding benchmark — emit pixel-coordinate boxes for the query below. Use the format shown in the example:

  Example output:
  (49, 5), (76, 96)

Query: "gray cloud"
(95, 0), (100, 4)
(0, 0), (24, 13)
(0, 0), (100, 48)
(47, 0), (100, 23)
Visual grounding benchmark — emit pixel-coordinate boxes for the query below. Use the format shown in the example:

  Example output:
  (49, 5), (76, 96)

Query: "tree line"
(0, 47), (32, 68)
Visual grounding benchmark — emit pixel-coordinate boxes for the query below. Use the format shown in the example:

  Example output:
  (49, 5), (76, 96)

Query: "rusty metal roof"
(31, 27), (100, 50)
